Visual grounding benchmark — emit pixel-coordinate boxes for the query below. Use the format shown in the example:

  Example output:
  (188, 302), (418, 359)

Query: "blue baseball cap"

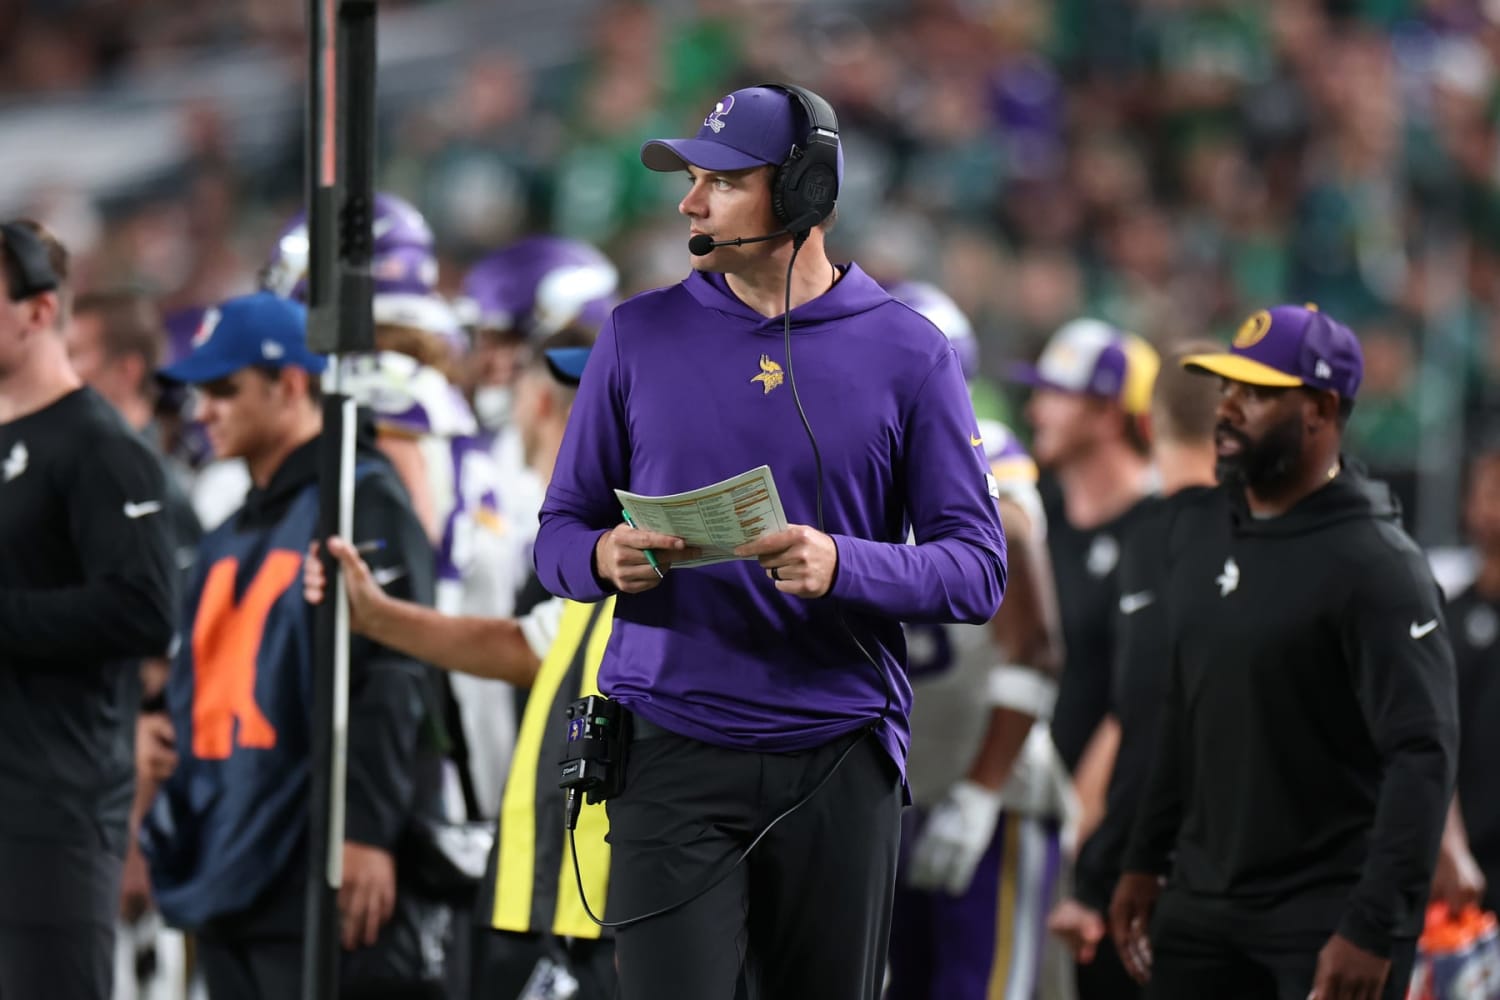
(640, 86), (844, 183)
(158, 292), (327, 384)
(1182, 304), (1363, 400)
(543, 346), (591, 387)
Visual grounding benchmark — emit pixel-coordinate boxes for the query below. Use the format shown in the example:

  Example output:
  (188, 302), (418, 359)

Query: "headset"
(0, 222), (59, 302)
(688, 83), (843, 257)
(764, 82), (841, 234)
(566, 83), (901, 932)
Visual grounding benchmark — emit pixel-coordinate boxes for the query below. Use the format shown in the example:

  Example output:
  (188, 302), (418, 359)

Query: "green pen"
(620, 508), (664, 579)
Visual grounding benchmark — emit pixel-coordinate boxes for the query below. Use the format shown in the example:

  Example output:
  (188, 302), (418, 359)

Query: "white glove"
(907, 779), (1004, 896)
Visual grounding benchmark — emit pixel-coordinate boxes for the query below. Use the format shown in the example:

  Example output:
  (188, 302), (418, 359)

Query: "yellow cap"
(1120, 333), (1160, 416)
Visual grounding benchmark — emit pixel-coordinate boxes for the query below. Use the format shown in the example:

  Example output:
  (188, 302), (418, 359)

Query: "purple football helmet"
(157, 306), (214, 468)
(885, 280), (981, 381)
(261, 192), (456, 336)
(157, 306), (204, 419)
(456, 236), (618, 340)
(162, 306), (207, 371)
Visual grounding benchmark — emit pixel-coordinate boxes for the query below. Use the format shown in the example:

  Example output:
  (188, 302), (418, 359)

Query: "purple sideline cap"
(1181, 304), (1364, 400)
(1009, 318), (1159, 417)
(640, 86), (844, 183)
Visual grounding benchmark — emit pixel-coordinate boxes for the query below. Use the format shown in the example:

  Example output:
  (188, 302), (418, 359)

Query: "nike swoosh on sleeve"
(1409, 619), (1439, 639)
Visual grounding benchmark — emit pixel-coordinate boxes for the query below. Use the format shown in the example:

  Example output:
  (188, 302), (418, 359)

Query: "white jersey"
(905, 420), (1069, 816)
(188, 457), (251, 532)
(436, 431), (523, 819)
(492, 423), (546, 567)
(343, 351), (526, 818)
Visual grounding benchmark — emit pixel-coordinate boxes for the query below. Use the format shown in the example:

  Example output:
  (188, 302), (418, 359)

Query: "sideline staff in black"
(1053, 340), (1221, 999)
(0, 221), (175, 999)
(1110, 305), (1457, 1000)
(1447, 444), (1500, 914)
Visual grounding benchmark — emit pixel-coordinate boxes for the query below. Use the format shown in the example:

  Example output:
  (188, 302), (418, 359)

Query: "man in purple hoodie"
(532, 84), (1007, 1000)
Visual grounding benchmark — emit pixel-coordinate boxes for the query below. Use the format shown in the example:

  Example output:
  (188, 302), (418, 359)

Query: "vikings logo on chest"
(751, 354), (784, 394)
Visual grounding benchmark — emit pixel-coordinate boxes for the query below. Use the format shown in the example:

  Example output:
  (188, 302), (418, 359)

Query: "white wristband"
(987, 664), (1057, 720)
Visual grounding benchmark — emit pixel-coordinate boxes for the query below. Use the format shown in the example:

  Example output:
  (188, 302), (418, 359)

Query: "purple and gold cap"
(640, 86), (843, 183)
(1182, 304), (1363, 400)
(1009, 318), (1159, 416)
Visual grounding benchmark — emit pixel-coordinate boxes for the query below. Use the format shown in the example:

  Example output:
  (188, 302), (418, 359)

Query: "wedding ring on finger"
(769, 567), (781, 581)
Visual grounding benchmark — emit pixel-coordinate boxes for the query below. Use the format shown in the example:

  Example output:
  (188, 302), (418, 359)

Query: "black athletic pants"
(1077, 936), (1142, 1000)
(196, 864), (449, 1000)
(1145, 890), (1417, 1000)
(0, 837), (121, 1000)
(605, 721), (903, 1000)
(472, 928), (617, 1000)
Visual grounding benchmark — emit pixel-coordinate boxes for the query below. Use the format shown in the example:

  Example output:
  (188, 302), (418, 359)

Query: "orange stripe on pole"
(320, 0), (336, 185)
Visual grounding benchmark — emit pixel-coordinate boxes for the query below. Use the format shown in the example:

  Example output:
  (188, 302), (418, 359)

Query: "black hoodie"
(1124, 463), (1457, 957)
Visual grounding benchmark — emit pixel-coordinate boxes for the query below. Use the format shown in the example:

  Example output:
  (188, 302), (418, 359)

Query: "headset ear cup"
(799, 162), (837, 221)
(770, 164), (791, 226)
(756, 82), (841, 231)
(775, 138), (838, 230)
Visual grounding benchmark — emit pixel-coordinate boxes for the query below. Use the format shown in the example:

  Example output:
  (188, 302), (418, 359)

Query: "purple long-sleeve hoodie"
(534, 263), (1006, 771)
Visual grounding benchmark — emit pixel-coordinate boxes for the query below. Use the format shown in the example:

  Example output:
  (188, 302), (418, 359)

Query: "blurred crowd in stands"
(3, 0), (1497, 539)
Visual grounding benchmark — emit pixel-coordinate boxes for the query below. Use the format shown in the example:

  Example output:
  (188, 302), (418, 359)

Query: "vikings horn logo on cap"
(1233, 310), (1273, 349)
(704, 94), (735, 134)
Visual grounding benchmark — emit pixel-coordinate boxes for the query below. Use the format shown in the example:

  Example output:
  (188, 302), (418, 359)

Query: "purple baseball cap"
(1009, 318), (1160, 416)
(640, 86), (843, 182)
(1182, 304), (1363, 400)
